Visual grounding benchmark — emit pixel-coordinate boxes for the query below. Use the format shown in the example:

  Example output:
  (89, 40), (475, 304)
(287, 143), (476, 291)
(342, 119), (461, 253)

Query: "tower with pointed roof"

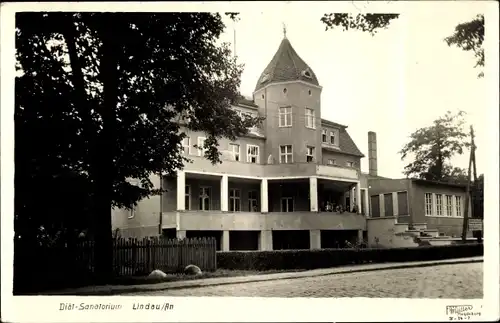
(253, 33), (323, 165)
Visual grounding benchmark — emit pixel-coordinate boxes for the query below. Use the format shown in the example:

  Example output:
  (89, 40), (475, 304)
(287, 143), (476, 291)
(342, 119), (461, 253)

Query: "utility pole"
(233, 19), (237, 58)
(461, 126), (476, 241)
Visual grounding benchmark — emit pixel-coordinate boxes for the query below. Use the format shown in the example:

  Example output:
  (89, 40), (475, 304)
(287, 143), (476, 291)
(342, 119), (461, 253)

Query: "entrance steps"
(393, 221), (453, 246)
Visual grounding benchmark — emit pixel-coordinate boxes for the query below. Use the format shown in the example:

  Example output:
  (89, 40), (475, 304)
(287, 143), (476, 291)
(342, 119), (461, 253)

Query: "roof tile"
(255, 37), (319, 91)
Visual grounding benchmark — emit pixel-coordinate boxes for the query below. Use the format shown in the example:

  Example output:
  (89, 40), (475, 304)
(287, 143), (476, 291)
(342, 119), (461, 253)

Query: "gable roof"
(255, 37), (319, 91)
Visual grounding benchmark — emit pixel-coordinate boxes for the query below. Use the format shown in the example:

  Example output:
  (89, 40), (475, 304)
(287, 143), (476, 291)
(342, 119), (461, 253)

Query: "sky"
(218, 5), (489, 179)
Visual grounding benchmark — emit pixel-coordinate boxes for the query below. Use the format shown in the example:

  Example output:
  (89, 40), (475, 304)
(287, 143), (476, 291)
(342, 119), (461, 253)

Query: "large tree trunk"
(65, 13), (117, 282)
(92, 13), (119, 282)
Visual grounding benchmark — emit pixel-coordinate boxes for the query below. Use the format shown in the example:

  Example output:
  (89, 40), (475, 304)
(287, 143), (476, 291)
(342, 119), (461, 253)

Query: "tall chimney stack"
(368, 131), (378, 177)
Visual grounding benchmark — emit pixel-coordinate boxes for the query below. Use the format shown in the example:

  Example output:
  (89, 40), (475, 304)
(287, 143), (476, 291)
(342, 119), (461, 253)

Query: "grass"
(110, 269), (304, 286)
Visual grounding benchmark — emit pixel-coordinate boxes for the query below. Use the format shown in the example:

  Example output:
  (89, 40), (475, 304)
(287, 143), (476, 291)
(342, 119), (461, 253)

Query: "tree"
(398, 111), (470, 181)
(445, 14), (484, 78)
(321, 13), (399, 35)
(15, 12), (261, 281)
(321, 13), (485, 76)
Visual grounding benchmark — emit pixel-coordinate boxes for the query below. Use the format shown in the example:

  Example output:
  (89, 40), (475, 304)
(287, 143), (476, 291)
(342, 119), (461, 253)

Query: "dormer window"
(302, 69), (312, 79)
(260, 73), (270, 84)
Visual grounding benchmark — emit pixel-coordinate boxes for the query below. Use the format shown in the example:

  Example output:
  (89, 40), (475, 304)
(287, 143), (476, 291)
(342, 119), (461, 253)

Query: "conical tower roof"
(254, 36), (320, 92)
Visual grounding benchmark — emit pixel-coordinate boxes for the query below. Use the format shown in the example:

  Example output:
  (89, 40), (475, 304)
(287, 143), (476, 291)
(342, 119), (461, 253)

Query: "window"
(346, 161), (354, 167)
(182, 137), (191, 155)
(199, 186), (211, 211)
(397, 191), (408, 215)
(229, 189), (241, 212)
(306, 146), (315, 163)
(327, 159), (336, 165)
(229, 143), (240, 161)
(197, 137), (206, 156)
(283, 88), (287, 94)
(330, 130), (340, 146)
(330, 131), (337, 145)
(260, 73), (270, 83)
(436, 194), (443, 216)
(302, 69), (312, 78)
(248, 191), (258, 212)
(322, 129), (327, 143)
(425, 193), (433, 216)
(281, 197), (294, 212)
(279, 107), (292, 127)
(445, 195), (453, 216)
(384, 193), (393, 217)
(308, 89), (312, 96)
(455, 196), (462, 217)
(305, 108), (315, 129)
(247, 145), (260, 164)
(280, 145), (293, 164)
(185, 185), (191, 210)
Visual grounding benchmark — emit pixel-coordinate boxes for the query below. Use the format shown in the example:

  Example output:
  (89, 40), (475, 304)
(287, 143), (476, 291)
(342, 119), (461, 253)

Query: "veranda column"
(176, 170), (185, 211)
(222, 230), (230, 251)
(309, 177), (318, 212)
(260, 178), (268, 213)
(356, 182), (362, 214)
(221, 174), (229, 212)
(350, 186), (355, 211)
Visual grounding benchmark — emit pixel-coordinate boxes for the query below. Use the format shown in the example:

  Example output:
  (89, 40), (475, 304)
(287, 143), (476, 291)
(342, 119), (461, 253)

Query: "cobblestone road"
(138, 263), (483, 298)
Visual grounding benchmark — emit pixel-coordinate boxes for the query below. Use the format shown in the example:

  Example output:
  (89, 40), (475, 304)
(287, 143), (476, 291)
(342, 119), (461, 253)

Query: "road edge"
(54, 257), (483, 296)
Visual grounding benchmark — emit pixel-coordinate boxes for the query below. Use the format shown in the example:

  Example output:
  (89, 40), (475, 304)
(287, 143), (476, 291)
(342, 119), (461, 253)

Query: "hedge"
(216, 243), (483, 271)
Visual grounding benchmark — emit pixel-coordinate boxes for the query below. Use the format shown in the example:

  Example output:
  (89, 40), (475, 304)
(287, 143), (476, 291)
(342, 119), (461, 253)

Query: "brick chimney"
(368, 131), (378, 177)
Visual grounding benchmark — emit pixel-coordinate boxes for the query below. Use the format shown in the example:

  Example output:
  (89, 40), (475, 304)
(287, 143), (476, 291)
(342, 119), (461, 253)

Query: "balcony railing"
(162, 210), (366, 231)
(182, 157), (359, 180)
(316, 164), (358, 179)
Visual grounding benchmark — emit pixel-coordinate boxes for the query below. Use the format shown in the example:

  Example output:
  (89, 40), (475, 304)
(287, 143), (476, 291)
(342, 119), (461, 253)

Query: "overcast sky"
(219, 5), (489, 179)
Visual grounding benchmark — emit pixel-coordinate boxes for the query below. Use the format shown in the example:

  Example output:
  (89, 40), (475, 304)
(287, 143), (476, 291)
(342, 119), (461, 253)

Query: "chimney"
(368, 131), (378, 177)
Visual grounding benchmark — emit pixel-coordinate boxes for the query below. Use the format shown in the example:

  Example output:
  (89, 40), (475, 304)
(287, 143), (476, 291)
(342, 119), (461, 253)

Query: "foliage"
(321, 13), (485, 75)
(217, 244), (483, 271)
(224, 12), (240, 21)
(15, 12), (262, 277)
(321, 13), (399, 35)
(445, 14), (484, 78)
(399, 111), (471, 181)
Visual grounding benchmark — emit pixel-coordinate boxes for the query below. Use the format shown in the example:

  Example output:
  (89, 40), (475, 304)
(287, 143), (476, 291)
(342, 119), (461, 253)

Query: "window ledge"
(425, 215), (464, 218)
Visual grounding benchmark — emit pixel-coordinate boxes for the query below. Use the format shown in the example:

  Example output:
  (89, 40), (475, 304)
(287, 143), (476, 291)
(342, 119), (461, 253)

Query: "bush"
(216, 243), (483, 271)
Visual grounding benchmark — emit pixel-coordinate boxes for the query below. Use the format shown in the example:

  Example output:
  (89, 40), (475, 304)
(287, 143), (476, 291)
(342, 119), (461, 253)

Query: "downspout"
(264, 86), (268, 162)
(159, 173), (163, 235)
(407, 179), (414, 229)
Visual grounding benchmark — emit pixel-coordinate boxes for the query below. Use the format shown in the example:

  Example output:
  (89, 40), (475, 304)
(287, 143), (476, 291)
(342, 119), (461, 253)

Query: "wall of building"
(367, 179), (410, 219)
(181, 127), (266, 164)
(254, 82), (323, 165)
(368, 178), (410, 195)
(321, 150), (361, 170)
(111, 174), (162, 238)
(366, 217), (418, 248)
(411, 182), (470, 237)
